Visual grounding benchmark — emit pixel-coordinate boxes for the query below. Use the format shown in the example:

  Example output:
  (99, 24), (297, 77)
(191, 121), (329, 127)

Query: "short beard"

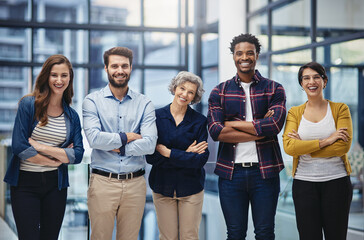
(107, 71), (130, 88)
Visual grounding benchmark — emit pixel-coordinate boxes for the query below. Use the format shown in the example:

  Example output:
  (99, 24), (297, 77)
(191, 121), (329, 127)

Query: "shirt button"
(243, 116), (245, 118)
(243, 100), (246, 102)
(119, 116), (122, 119)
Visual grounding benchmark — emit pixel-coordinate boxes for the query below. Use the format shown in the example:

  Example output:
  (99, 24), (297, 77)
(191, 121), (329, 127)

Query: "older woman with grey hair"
(146, 71), (209, 240)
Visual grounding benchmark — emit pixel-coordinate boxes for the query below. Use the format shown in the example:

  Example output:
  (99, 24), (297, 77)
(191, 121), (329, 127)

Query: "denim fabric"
(218, 165), (280, 240)
(4, 96), (84, 189)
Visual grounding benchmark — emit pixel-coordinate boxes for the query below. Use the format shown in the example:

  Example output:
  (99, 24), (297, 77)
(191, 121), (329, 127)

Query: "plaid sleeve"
(207, 86), (225, 141)
(253, 83), (286, 136)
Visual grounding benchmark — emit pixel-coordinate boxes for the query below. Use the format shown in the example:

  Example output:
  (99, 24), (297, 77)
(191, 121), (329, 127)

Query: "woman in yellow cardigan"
(283, 62), (353, 240)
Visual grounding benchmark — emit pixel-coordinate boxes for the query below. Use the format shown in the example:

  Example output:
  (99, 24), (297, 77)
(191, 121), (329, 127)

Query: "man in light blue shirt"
(83, 46), (157, 240)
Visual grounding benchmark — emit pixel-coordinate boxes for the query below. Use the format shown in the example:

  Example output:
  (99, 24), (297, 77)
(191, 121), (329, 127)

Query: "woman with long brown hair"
(4, 55), (84, 240)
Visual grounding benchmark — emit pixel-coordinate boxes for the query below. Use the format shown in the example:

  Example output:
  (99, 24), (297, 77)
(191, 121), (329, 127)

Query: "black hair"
(298, 62), (328, 86)
(229, 33), (261, 54)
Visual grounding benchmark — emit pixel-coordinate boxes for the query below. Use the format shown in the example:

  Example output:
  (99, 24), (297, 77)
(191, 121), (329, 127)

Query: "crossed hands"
(287, 127), (349, 144)
(112, 132), (142, 153)
(186, 140), (208, 154)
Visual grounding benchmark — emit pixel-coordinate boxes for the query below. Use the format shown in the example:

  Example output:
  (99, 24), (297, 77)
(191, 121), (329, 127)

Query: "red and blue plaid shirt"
(207, 70), (286, 180)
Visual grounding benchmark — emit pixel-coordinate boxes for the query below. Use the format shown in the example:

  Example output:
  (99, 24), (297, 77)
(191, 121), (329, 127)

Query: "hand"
(264, 110), (274, 118)
(48, 159), (63, 167)
(156, 144), (171, 158)
(126, 132), (142, 143)
(327, 128), (349, 144)
(186, 140), (208, 154)
(112, 148), (120, 153)
(67, 143), (73, 148)
(287, 129), (301, 140)
(28, 138), (43, 151)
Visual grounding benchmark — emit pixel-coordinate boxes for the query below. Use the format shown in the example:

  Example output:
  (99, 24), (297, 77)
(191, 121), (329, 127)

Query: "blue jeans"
(218, 165), (280, 240)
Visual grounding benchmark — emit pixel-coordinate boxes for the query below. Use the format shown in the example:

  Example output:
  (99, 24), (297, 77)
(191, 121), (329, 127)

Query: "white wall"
(218, 0), (247, 82)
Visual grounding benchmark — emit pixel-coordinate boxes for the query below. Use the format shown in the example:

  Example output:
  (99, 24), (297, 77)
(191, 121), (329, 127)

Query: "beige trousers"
(87, 173), (146, 240)
(152, 190), (204, 240)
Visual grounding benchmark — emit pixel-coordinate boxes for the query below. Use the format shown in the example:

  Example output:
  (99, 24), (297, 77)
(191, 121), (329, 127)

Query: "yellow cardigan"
(283, 100), (352, 176)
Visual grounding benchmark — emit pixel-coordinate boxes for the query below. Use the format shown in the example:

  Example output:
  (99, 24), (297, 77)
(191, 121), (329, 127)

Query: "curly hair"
(168, 71), (204, 105)
(229, 33), (261, 54)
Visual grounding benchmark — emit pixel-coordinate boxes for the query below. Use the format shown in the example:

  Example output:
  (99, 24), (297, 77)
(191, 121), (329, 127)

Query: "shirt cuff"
(118, 132), (127, 156)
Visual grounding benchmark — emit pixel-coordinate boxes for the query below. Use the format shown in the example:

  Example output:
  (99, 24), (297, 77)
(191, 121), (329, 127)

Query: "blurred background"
(0, 0), (363, 239)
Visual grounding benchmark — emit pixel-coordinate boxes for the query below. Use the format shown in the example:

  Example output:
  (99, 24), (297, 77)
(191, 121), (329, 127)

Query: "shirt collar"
(160, 103), (194, 123)
(102, 84), (133, 101)
(234, 69), (262, 86)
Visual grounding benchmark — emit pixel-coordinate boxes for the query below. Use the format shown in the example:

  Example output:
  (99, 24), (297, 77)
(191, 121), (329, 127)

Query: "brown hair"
(24, 54), (74, 126)
(103, 47), (133, 67)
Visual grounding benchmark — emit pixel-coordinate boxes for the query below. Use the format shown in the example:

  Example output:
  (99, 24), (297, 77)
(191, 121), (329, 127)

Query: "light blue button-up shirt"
(82, 84), (158, 174)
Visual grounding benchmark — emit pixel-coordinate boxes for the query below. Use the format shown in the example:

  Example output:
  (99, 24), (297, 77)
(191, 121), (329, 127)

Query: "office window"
(33, 0), (88, 24)
(144, 32), (180, 66)
(33, 28), (88, 63)
(202, 33), (218, 67)
(90, 0), (141, 26)
(0, 0), (30, 21)
(330, 39), (364, 65)
(248, 0), (268, 12)
(249, 14), (268, 53)
(272, 0), (311, 51)
(317, 0), (364, 42)
(206, 0), (218, 24)
(144, 69), (177, 109)
(90, 31), (142, 65)
(0, 28), (30, 61)
(144, 0), (179, 27)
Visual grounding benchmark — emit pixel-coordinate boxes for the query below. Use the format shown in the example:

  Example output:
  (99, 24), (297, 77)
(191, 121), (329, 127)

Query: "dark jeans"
(10, 170), (67, 240)
(218, 165), (280, 240)
(292, 176), (353, 240)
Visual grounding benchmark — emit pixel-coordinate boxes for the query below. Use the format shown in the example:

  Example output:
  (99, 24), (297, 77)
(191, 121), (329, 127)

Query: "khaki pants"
(152, 190), (204, 240)
(87, 173), (146, 240)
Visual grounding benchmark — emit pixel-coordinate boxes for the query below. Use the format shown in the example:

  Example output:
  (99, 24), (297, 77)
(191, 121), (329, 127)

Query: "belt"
(234, 162), (259, 168)
(92, 168), (145, 180)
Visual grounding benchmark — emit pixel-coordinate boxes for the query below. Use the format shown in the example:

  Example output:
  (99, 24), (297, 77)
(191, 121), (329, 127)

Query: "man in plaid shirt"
(207, 33), (286, 240)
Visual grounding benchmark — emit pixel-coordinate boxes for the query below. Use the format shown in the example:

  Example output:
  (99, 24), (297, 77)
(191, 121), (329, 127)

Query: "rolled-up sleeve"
(125, 101), (158, 156)
(207, 87), (225, 141)
(82, 96), (123, 150)
(12, 97), (38, 160)
(253, 83), (286, 136)
(64, 112), (84, 164)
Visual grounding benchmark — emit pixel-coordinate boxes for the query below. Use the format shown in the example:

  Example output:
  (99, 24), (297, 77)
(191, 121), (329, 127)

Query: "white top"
(295, 103), (347, 182)
(20, 113), (67, 172)
(235, 81), (259, 164)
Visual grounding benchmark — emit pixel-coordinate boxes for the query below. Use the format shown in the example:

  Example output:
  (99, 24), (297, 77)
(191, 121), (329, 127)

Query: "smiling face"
(48, 63), (70, 96)
(233, 42), (259, 80)
(301, 68), (327, 99)
(105, 55), (132, 89)
(173, 81), (198, 107)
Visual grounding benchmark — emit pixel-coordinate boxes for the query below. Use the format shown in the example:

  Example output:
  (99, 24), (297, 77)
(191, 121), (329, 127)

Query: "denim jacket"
(4, 96), (84, 189)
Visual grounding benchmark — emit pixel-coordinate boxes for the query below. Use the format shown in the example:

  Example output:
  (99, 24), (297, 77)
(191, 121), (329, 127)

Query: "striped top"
(20, 113), (67, 172)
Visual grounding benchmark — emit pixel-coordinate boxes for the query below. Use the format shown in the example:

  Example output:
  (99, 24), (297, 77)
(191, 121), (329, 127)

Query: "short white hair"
(168, 71), (204, 105)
